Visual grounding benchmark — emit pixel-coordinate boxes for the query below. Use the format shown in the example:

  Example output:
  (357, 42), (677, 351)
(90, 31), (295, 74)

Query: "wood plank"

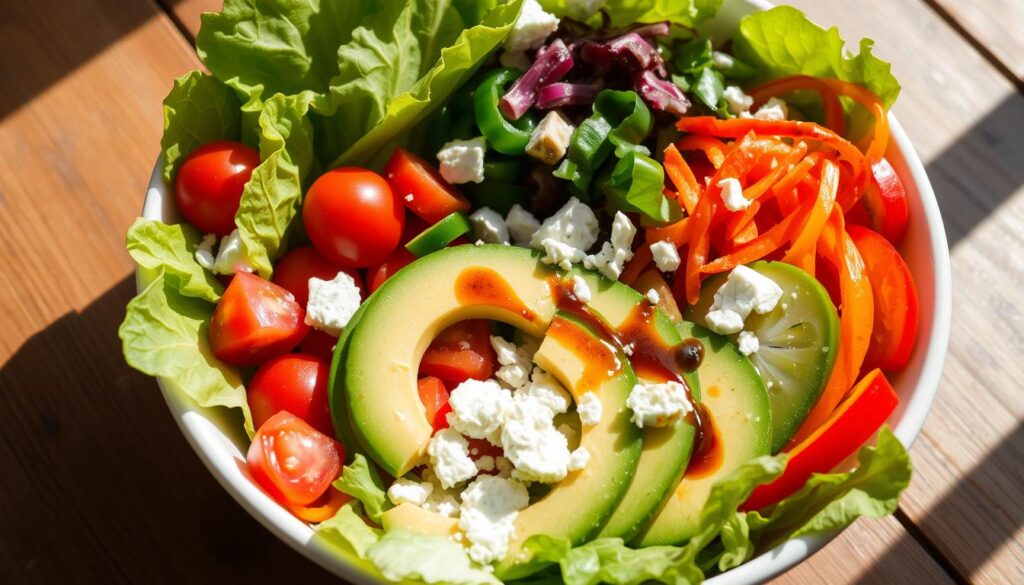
(784, 1), (1024, 583)
(160, 0), (222, 40)
(927, 0), (1024, 82)
(0, 1), (332, 582)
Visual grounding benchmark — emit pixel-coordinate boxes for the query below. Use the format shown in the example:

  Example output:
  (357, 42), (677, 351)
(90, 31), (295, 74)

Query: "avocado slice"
(633, 322), (772, 546)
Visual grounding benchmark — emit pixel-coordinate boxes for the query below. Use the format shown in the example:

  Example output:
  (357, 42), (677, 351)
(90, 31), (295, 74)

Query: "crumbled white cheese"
(446, 379), (513, 440)
(576, 392), (602, 426)
(723, 86), (754, 115)
(469, 207), (510, 245)
(623, 343), (635, 356)
(567, 0), (607, 19)
(458, 475), (530, 564)
(540, 237), (586, 271)
(494, 456), (514, 478)
(476, 455), (496, 472)
(583, 211), (636, 280)
(506, 204), (541, 246)
(505, 0), (559, 52)
(387, 478), (434, 507)
(404, 193), (415, 203)
(211, 229), (255, 275)
(712, 51), (735, 70)
(195, 233), (217, 270)
(737, 330), (760, 356)
(568, 446), (591, 471)
(420, 469), (462, 518)
(526, 111), (575, 165)
(572, 275), (592, 303)
(304, 272), (362, 336)
(491, 336), (533, 389)
(753, 97), (788, 121)
(518, 367), (571, 414)
(719, 178), (750, 212)
(705, 265), (784, 335)
(650, 240), (681, 272)
(437, 137), (486, 184)
(626, 381), (693, 428)
(646, 288), (661, 305)
(427, 429), (479, 489)
(500, 396), (571, 483)
(530, 197), (599, 253)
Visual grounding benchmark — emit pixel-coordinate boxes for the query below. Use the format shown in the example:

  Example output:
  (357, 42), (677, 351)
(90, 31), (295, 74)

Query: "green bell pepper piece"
(567, 90), (653, 171)
(600, 151), (682, 225)
(474, 68), (537, 155)
(405, 212), (472, 257)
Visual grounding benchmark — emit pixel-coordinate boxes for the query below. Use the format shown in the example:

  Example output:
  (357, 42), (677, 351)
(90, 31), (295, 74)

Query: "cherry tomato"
(849, 225), (919, 372)
(419, 320), (496, 384)
(248, 354), (333, 436)
(368, 247), (417, 293)
(852, 158), (909, 244)
(299, 330), (338, 362)
(417, 377), (451, 431)
(209, 272), (309, 365)
(384, 148), (471, 223)
(247, 412), (343, 506)
(272, 246), (364, 307)
(303, 167), (405, 269)
(175, 141), (260, 235)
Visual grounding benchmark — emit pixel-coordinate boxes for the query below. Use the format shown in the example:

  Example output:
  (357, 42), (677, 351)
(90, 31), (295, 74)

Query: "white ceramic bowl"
(138, 0), (952, 581)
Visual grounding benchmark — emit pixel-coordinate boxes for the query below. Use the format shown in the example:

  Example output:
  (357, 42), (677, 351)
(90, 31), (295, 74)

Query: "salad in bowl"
(121, 0), (937, 582)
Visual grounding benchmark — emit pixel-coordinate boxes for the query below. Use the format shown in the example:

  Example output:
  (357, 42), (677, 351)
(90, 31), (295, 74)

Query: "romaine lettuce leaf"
(333, 454), (391, 523)
(160, 71), (242, 182)
(125, 218), (223, 303)
(368, 529), (502, 585)
(317, 501), (382, 558)
(119, 273), (253, 436)
(732, 6), (900, 109)
(539, 0), (722, 27)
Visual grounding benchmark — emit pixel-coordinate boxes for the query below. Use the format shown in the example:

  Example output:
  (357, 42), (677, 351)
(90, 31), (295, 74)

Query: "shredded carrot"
(663, 144), (700, 215)
(748, 75), (847, 136)
(646, 216), (691, 247)
(620, 244), (653, 286)
(675, 134), (729, 168)
(783, 158), (839, 264)
(684, 193), (715, 304)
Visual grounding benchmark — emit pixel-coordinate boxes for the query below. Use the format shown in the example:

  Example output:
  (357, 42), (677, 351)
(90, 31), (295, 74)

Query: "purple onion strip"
(500, 39), (574, 120)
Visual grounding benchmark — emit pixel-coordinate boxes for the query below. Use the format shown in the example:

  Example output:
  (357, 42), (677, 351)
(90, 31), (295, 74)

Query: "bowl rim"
(137, 2), (952, 582)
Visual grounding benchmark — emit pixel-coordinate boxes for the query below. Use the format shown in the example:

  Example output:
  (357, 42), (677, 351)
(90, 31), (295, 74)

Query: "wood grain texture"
(927, 0), (1024, 82)
(160, 0), (223, 40)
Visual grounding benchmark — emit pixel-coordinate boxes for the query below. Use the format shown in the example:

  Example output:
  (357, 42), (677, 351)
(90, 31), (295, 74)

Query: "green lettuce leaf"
(539, 0), (722, 27)
(119, 273), (253, 436)
(367, 529), (501, 585)
(160, 70), (242, 182)
(333, 454), (391, 523)
(317, 501), (382, 558)
(235, 92), (317, 278)
(125, 219), (223, 303)
(732, 6), (900, 109)
(323, 0), (523, 168)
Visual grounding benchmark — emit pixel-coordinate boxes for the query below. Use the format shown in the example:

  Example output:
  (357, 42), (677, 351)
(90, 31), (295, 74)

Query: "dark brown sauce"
(454, 267), (537, 322)
(684, 403), (722, 479)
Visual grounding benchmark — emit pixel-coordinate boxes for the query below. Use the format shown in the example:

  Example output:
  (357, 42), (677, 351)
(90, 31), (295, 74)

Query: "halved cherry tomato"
(742, 369), (898, 511)
(368, 246), (417, 293)
(849, 225), (919, 372)
(384, 148), (471, 223)
(417, 377), (451, 431)
(247, 411), (344, 507)
(418, 320), (496, 384)
(175, 140), (260, 235)
(299, 330), (338, 362)
(303, 167), (405, 269)
(209, 272), (308, 365)
(272, 246), (363, 306)
(248, 354), (333, 436)
(854, 158), (909, 244)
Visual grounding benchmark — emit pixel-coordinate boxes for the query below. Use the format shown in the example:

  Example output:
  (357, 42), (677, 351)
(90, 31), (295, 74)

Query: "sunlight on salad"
(120, 0), (918, 582)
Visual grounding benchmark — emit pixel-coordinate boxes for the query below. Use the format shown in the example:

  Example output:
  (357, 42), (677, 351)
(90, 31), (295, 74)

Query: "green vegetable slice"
(404, 212), (472, 257)
(474, 68), (537, 155)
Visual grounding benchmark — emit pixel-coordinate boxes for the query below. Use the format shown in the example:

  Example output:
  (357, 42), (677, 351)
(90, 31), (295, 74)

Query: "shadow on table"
(925, 92), (1024, 249)
(0, 276), (333, 584)
(852, 424), (1024, 584)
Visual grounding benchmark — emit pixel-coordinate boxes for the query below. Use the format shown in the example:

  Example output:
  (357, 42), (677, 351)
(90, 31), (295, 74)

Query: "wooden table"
(0, 0), (1020, 582)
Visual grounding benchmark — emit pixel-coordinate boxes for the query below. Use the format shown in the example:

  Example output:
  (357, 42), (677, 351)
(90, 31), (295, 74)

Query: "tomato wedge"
(248, 354), (333, 436)
(368, 246), (417, 293)
(247, 411), (344, 507)
(742, 369), (899, 511)
(849, 225), (919, 372)
(418, 320), (496, 384)
(272, 246), (363, 307)
(385, 148), (471, 223)
(209, 272), (308, 366)
(417, 376), (452, 431)
(855, 158), (910, 244)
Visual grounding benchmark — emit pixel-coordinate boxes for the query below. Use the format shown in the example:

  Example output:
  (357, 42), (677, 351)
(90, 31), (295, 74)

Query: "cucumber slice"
(686, 261), (839, 453)
(404, 212), (471, 257)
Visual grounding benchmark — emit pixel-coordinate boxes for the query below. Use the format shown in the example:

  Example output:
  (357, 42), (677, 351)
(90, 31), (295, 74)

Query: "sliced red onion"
(634, 70), (691, 116)
(605, 33), (663, 71)
(500, 39), (574, 120)
(628, 21), (671, 38)
(536, 82), (603, 109)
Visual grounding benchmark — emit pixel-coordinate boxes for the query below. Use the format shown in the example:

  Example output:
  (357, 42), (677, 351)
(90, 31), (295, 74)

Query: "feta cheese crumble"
(211, 229), (256, 275)
(567, 0), (607, 19)
(491, 336), (533, 389)
(387, 478), (433, 507)
(583, 211), (636, 280)
(626, 381), (693, 428)
(737, 330), (760, 356)
(506, 204), (540, 246)
(437, 137), (486, 184)
(446, 379), (513, 440)
(427, 429), (479, 488)
(476, 455), (496, 472)
(526, 111), (575, 165)
(712, 51), (735, 69)
(572, 275), (592, 303)
(752, 97), (788, 121)
(505, 0), (559, 52)
(705, 265), (784, 335)
(646, 288), (661, 305)
(722, 85), (754, 115)
(458, 475), (530, 564)
(719, 177), (750, 212)
(500, 396), (571, 483)
(576, 392), (602, 426)
(304, 272), (362, 336)
(195, 233), (217, 270)
(650, 240), (681, 272)
(518, 367), (571, 414)
(568, 446), (591, 471)
(540, 238), (586, 271)
(469, 207), (510, 245)
(530, 197), (599, 254)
